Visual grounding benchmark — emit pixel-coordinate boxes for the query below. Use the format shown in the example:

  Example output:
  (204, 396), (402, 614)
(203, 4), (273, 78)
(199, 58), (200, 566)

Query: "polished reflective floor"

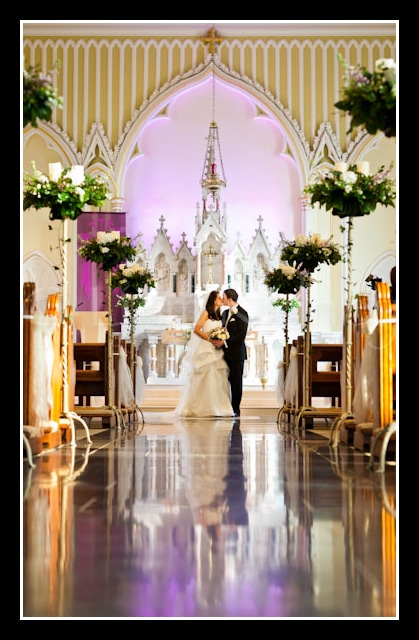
(21, 415), (397, 619)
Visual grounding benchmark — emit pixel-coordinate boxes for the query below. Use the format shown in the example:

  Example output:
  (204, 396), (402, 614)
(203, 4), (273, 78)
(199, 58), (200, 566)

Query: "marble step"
(140, 384), (279, 417)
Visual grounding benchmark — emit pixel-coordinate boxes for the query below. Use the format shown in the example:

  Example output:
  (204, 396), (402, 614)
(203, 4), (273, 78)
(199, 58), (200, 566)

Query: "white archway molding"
(22, 249), (62, 315)
(115, 56), (313, 199)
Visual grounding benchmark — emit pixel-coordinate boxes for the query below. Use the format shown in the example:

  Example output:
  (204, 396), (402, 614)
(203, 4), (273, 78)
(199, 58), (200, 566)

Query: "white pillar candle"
(356, 161), (370, 175)
(111, 230), (120, 241)
(97, 231), (105, 243)
(68, 164), (85, 185)
(335, 162), (348, 173)
(49, 162), (63, 182)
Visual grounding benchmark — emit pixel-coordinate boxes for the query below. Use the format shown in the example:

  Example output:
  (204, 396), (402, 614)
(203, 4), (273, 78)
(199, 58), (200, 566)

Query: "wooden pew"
(73, 334), (130, 428)
(367, 283), (396, 470)
(339, 295), (369, 444)
(293, 335), (343, 430)
(352, 282), (396, 465)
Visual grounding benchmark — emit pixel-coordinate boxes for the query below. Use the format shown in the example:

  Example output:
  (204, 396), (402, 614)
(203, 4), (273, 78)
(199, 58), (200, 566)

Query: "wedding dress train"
(143, 318), (234, 423)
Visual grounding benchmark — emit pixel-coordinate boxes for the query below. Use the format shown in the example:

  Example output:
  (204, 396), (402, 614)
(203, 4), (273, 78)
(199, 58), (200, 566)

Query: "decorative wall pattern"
(23, 33), (395, 153)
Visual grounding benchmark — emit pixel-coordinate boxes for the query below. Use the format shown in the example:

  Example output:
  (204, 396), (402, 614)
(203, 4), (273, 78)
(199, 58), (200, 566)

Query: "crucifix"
(201, 26), (223, 54)
(203, 244), (218, 284)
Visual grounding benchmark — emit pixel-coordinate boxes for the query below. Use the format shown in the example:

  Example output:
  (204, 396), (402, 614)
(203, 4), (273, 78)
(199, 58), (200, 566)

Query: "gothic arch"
(22, 250), (62, 315)
(114, 56), (312, 217)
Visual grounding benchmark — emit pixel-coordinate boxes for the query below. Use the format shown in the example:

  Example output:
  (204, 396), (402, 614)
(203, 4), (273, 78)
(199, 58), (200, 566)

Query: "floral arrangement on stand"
(303, 162), (396, 219)
(78, 231), (139, 402)
(112, 262), (155, 295)
(264, 261), (310, 376)
(334, 55), (396, 138)
(78, 231), (138, 271)
(23, 60), (63, 128)
(111, 262), (155, 380)
(264, 261), (311, 295)
(279, 233), (343, 274)
(23, 161), (110, 220)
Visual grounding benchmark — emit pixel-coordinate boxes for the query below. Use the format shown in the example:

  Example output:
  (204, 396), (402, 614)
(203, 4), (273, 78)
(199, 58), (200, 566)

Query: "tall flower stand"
(276, 294), (293, 425)
(106, 269), (114, 407)
(329, 217), (355, 445)
(127, 293), (144, 424)
(60, 217), (92, 445)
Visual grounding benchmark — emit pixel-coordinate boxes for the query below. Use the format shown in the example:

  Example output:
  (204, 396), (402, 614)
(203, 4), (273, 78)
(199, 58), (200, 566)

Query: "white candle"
(49, 162), (63, 182)
(111, 230), (120, 241)
(68, 164), (85, 185)
(357, 161), (370, 176)
(97, 231), (105, 243)
(335, 162), (348, 173)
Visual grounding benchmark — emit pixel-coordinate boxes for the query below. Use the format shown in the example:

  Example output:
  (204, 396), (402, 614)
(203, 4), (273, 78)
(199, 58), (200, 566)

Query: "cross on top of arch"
(200, 27), (223, 55)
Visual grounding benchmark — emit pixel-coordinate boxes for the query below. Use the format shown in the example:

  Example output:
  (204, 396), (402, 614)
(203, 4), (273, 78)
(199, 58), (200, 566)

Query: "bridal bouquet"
(209, 326), (230, 346)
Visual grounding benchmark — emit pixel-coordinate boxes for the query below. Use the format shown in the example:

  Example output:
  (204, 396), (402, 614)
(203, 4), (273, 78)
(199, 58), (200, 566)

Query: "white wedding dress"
(173, 318), (234, 418)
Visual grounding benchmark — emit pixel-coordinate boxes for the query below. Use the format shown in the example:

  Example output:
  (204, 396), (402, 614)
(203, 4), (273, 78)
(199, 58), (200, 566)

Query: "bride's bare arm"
(193, 310), (211, 341)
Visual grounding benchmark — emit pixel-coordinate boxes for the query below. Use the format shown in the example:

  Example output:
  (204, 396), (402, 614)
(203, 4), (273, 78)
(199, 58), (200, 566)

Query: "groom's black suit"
(221, 304), (249, 416)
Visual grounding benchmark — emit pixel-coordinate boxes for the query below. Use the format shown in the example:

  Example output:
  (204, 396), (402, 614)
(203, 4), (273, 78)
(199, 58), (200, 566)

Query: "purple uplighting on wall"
(123, 78), (302, 253)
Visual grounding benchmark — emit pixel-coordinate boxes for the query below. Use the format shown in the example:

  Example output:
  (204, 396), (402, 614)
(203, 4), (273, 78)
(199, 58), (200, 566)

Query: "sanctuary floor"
(21, 414), (397, 620)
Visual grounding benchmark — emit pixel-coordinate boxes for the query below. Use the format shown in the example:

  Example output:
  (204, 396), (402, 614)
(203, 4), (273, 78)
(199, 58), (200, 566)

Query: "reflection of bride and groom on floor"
(143, 288), (249, 422)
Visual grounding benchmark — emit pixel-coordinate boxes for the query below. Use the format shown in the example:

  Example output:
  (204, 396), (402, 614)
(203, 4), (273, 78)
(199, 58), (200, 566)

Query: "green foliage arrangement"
(23, 161), (110, 221)
(304, 164), (396, 219)
(272, 297), (300, 313)
(78, 231), (137, 272)
(334, 55), (396, 138)
(23, 60), (63, 128)
(112, 263), (155, 294)
(279, 233), (344, 273)
(264, 262), (310, 295)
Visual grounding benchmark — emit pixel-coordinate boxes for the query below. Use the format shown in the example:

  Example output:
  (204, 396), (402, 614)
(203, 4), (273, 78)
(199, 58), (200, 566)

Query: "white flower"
(376, 58), (396, 71)
(279, 263), (297, 279)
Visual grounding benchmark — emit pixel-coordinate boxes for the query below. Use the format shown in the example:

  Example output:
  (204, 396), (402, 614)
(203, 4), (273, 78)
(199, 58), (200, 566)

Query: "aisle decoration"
(264, 262), (310, 375)
(23, 161), (110, 220)
(303, 162), (396, 219)
(280, 233), (343, 274)
(23, 60), (63, 128)
(78, 232), (138, 405)
(279, 234), (344, 408)
(303, 160), (396, 414)
(264, 262), (310, 296)
(22, 161), (110, 431)
(112, 263), (155, 379)
(334, 55), (396, 138)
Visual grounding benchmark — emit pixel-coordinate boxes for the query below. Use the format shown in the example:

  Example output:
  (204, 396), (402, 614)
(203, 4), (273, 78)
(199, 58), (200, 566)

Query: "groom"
(220, 289), (249, 417)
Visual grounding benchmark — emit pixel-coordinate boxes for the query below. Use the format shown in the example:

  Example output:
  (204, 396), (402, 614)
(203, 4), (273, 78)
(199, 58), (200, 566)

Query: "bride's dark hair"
(206, 290), (221, 320)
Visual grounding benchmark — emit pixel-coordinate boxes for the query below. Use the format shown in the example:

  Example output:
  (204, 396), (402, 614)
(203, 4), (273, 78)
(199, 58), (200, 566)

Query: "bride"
(173, 290), (234, 418)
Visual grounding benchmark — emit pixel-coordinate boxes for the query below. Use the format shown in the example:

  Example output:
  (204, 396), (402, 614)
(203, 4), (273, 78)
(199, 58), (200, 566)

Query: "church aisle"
(21, 417), (397, 619)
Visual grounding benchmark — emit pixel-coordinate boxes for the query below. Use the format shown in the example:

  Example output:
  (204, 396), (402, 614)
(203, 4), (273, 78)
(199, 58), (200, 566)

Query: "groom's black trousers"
(227, 359), (245, 416)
